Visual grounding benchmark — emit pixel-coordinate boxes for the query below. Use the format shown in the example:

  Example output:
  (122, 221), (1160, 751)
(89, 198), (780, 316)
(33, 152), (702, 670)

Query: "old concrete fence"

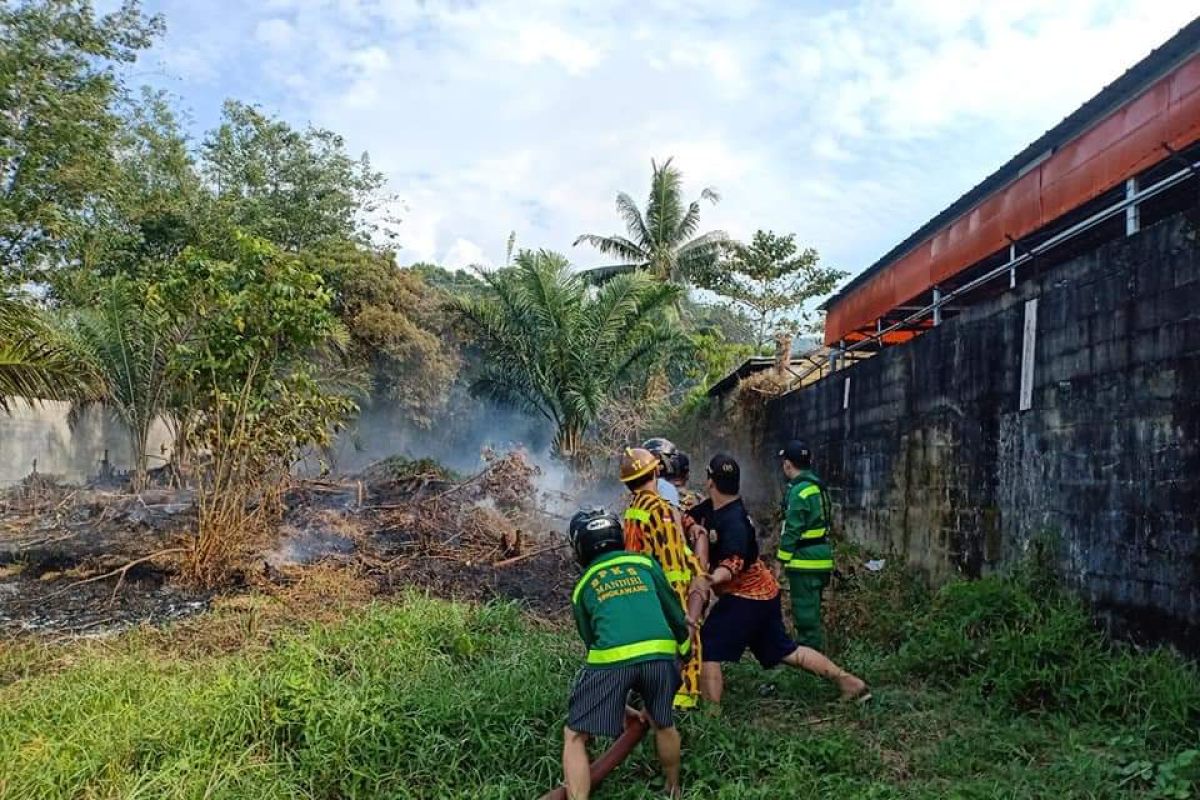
(767, 212), (1200, 652)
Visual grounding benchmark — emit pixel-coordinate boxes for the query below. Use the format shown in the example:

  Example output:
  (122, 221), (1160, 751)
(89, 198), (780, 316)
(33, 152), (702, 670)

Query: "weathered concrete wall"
(0, 400), (172, 486)
(767, 212), (1200, 652)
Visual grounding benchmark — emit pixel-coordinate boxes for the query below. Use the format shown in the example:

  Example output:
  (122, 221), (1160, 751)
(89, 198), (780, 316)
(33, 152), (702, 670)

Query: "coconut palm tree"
(451, 249), (683, 461)
(574, 157), (728, 285)
(0, 297), (98, 411)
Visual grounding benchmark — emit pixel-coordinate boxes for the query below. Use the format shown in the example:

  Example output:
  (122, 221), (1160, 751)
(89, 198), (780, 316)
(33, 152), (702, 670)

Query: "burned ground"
(0, 452), (578, 639)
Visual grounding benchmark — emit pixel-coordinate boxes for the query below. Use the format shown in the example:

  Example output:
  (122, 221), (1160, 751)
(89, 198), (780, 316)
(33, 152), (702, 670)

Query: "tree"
(0, 0), (162, 280)
(201, 101), (391, 252)
(574, 157), (727, 285)
(71, 277), (182, 491)
(301, 243), (458, 426)
(451, 250), (683, 461)
(701, 230), (847, 349)
(161, 234), (356, 585)
(0, 295), (96, 409)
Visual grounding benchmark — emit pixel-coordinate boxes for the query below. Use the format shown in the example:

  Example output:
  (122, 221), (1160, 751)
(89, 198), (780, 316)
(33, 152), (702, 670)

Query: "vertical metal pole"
(1125, 177), (1140, 236)
(932, 286), (942, 326)
(1009, 243), (1017, 288)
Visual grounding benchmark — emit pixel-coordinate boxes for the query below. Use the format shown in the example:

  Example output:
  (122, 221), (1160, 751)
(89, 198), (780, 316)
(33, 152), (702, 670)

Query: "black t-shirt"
(690, 497), (758, 567)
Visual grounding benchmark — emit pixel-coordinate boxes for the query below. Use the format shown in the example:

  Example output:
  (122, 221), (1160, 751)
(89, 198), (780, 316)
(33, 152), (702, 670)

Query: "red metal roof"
(824, 19), (1200, 346)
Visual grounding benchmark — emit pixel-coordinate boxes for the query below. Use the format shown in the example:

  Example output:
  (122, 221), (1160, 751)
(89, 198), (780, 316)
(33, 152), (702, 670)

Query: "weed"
(1, 568), (1197, 798)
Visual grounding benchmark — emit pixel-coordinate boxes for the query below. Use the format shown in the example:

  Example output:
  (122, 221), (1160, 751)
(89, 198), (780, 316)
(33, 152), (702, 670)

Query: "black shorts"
(567, 659), (681, 738)
(700, 593), (798, 669)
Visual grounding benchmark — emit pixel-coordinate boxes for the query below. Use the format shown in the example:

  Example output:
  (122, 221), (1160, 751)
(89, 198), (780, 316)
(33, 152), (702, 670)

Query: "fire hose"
(537, 710), (649, 800)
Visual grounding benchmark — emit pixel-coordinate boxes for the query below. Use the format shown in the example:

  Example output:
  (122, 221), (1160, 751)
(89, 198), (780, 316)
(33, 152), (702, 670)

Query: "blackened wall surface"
(767, 213), (1200, 652)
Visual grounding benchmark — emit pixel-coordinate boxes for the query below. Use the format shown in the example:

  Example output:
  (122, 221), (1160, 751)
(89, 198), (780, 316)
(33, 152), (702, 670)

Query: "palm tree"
(574, 157), (728, 285)
(72, 279), (181, 491)
(0, 297), (98, 411)
(452, 250), (683, 461)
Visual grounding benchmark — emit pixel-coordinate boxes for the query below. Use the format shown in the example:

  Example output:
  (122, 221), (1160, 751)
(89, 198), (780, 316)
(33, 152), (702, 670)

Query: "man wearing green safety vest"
(775, 440), (835, 650)
(562, 508), (691, 800)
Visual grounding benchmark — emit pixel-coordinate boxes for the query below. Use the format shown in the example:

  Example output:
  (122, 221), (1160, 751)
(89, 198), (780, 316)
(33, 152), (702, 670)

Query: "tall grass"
(2, 569), (1197, 799)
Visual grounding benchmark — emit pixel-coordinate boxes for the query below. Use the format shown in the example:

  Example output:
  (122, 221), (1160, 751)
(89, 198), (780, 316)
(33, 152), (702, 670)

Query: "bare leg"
(700, 661), (724, 704)
(781, 646), (869, 700)
(562, 727), (591, 800)
(653, 725), (682, 798)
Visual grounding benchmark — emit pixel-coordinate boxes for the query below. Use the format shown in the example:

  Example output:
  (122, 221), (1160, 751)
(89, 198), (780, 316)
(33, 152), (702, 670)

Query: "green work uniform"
(571, 550), (692, 668)
(776, 470), (833, 650)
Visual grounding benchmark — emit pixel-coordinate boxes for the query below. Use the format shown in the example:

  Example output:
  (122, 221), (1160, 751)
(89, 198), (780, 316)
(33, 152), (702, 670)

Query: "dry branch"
(44, 547), (188, 603)
(493, 541), (567, 568)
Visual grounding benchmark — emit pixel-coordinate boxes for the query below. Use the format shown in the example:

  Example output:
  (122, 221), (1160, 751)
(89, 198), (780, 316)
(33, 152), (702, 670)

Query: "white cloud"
(443, 238), (491, 270)
(146, 0), (1199, 283)
(255, 18), (295, 49)
(511, 22), (603, 75)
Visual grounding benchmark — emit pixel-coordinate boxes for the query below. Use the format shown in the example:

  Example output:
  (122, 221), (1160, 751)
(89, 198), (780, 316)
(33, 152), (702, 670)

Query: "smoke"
(310, 398), (633, 525)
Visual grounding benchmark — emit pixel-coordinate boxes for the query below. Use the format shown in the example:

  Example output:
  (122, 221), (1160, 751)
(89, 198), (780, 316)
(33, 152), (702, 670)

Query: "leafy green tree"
(158, 235), (356, 584)
(201, 101), (390, 252)
(451, 250), (683, 461)
(301, 243), (458, 426)
(0, 0), (162, 280)
(700, 229), (847, 349)
(574, 157), (727, 285)
(0, 295), (97, 409)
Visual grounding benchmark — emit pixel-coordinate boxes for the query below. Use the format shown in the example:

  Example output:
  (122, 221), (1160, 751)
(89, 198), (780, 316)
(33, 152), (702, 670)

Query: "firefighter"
(642, 439), (708, 570)
(620, 447), (707, 709)
(694, 455), (869, 705)
(672, 452), (710, 572)
(672, 452), (702, 511)
(642, 437), (682, 508)
(563, 509), (691, 800)
(776, 440), (834, 650)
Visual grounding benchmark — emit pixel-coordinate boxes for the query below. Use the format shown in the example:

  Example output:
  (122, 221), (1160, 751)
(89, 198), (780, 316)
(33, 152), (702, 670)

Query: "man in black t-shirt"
(689, 454), (870, 705)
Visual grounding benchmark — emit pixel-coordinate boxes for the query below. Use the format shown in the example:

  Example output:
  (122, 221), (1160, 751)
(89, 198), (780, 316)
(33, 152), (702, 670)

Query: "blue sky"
(130, 0), (1196, 283)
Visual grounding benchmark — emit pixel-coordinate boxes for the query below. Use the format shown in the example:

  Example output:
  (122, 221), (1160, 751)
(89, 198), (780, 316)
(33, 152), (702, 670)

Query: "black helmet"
(676, 451), (690, 479)
(567, 508), (625, 566)
(642, 437), (681, 478)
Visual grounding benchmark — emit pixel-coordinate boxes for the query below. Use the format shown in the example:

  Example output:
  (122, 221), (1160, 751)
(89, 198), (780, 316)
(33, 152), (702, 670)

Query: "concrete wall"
(0, 401), (172, 486)
(767, 212), (1200, 652)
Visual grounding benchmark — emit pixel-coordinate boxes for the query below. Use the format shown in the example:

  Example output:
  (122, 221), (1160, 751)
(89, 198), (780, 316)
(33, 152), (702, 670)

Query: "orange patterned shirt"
(623, 489), (702, 590)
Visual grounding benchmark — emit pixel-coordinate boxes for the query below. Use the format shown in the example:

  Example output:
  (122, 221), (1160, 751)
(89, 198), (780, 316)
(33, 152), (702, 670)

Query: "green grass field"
(2, 563), (1197, 799)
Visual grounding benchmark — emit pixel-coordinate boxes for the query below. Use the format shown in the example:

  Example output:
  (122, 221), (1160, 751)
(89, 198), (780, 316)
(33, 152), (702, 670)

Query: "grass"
(1, 562), (1198, 799)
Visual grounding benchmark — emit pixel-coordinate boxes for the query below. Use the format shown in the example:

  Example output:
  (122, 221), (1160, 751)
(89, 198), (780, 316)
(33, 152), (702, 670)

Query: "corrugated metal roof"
(822, 15), (1200, 311)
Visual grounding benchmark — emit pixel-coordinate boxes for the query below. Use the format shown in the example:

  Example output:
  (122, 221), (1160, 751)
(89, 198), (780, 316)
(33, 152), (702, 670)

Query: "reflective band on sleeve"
(587, 639), (678, 664)
(784, 558), (834, 571)
(800, 527), (827, 539)
(664, 568), (692, 584)
(798, 484), (821, 499)
(624, 508), (651, 523)
(572, 555), (655, 603)
(776, 549), (794, 562)
(678, 638), (691, 657)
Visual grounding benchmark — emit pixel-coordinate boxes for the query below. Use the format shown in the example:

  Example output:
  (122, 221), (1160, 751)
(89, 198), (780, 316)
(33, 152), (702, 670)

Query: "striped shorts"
(566, 659), (681, 738)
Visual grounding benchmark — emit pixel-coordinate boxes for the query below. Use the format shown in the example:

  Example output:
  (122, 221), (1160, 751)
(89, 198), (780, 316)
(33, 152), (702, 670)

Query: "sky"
(129, 0), (1197, 283)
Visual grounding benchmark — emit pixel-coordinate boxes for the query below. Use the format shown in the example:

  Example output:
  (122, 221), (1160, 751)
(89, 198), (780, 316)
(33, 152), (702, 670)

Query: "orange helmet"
(619, 447), (658, 484)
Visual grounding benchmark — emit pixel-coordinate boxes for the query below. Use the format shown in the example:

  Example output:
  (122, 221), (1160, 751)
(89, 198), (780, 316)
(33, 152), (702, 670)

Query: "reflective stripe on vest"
(664, 568), (692, 584)
(587, 638), (679, 665)
(784, 557), (834, 572)
(572, 554), (655, 603)
(624, 507), (651, 523)
(801, 527), (827, 540)
(797, 484), (822, 500)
